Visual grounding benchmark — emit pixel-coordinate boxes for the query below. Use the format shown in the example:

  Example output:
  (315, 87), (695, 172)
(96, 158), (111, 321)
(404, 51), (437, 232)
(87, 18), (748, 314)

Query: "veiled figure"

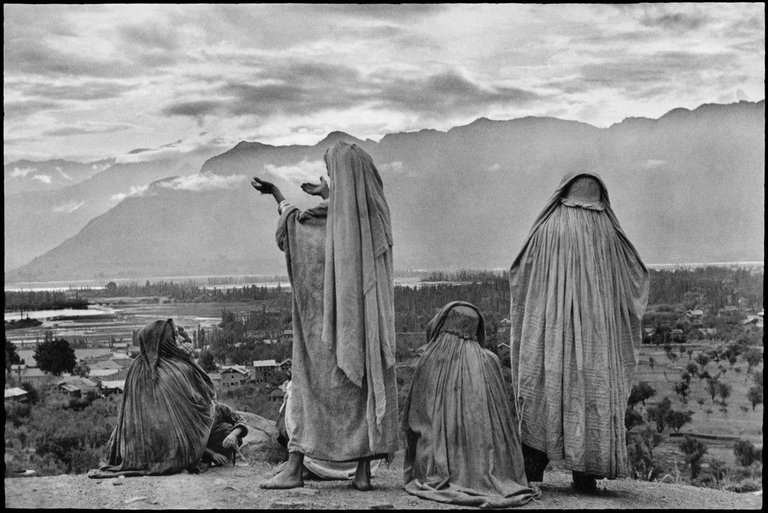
(508, 172), (649, 487)
(88, 319), (216, 478)
(253, 140), (398, 490)
(402, 302), (541, 508)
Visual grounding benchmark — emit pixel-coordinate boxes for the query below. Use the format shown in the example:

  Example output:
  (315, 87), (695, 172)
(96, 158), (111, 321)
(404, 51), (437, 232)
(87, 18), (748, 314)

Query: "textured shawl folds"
(322, 142), (397, 445)
(89, 319), (216, 478)
(402, 302), (539, 508)
(509, 172), (649, 478)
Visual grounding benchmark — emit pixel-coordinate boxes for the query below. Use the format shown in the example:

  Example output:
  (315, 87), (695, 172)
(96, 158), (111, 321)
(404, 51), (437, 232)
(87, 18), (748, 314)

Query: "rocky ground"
(4, 450), (762, 510)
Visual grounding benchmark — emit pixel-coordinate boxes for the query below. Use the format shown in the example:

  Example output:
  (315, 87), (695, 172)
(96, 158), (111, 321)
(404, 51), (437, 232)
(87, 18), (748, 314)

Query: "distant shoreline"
(4, 261), (763, 292)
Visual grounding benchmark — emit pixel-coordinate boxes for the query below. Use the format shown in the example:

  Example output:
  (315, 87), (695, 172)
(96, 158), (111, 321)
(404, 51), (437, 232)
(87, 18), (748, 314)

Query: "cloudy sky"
(3, 3), (765, 164)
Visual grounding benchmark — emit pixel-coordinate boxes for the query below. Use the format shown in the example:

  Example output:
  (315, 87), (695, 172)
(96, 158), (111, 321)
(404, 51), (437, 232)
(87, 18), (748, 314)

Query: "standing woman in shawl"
(88, 319), (217, 478)
(402, 302), (541, 508)
(254, 141), (399, 491)
(508, 172), (649, 491)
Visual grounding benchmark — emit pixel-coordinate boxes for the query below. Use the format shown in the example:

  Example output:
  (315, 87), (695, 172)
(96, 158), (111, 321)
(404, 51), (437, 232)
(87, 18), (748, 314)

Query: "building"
(4, 387), (29, 403)
(279, 330), (293, 343)
(89, 368), (120, 380)
(208, 372), (222, 387)
(55, 377), (99, 398)
(252, 360), (277, 383)
(686, 309), (705, 325)
(100, 380), (126, 397)
(277, 358), (292, 375)
(220, 365), (250, 388)
(268, 388), (286, 403)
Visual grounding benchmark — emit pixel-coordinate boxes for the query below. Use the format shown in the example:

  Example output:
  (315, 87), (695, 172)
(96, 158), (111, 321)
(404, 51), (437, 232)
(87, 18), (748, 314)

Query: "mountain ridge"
(5, 100), (764, 282)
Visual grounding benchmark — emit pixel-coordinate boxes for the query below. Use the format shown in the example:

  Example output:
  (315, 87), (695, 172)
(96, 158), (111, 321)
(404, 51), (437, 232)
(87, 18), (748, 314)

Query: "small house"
(252, 359), (277, 383)
(4, 387), (29, 403)
(268, 388), (286, 403)
(220, 365), (249, 388)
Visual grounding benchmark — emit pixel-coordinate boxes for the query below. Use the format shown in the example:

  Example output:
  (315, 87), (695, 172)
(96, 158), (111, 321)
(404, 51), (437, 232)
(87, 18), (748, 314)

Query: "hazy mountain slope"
(6, 101), (763, 282)
(3, 158), (115, 195)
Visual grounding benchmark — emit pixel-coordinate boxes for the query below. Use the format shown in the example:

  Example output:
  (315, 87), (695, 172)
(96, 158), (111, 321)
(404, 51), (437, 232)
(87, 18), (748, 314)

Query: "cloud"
(4, 99), (62, 119)
(43, 122), (136, 138)
(641, 159), (667, 170)
(32, 174), (52, 184)
(263, 159), (327, 185)
(18, 80), (136, 101)
(380, 161), (405, 175)
(52, 200), (85, 213)
(155, 172), (247, 192)
(9, 167), (38, 178)
(110, 184), (150, 202)
(640, 10), (710, 31)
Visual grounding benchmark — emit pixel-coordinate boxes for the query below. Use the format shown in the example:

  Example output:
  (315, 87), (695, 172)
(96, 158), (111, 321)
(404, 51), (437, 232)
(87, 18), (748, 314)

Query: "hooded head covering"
(426, 301), (486, 347)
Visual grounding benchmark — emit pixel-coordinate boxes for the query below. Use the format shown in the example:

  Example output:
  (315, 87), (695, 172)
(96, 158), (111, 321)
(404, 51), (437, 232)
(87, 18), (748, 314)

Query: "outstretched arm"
(251, 177), (286, 205)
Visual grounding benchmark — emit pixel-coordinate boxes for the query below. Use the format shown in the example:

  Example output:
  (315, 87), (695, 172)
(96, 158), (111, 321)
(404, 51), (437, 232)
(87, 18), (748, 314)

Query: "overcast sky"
(3, 3), (765, 164)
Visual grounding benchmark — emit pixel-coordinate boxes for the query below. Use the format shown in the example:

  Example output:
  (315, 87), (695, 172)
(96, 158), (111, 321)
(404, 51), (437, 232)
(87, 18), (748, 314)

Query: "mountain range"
(4, 100), (764, 283)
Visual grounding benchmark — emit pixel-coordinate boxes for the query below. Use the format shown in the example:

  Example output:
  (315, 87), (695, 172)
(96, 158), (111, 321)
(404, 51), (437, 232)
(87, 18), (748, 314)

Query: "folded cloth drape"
(277, 196), (398, 461)
(88, 319), (216, 478)
(402, 302), (541, 508)
(509, 172), (649, 479)
(320, 141), (399, 456)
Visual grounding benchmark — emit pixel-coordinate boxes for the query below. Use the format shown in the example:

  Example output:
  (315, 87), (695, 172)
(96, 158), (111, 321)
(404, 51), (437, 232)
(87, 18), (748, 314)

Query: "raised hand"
(300, 176), (329, 199)
(252, 177), (277, 196)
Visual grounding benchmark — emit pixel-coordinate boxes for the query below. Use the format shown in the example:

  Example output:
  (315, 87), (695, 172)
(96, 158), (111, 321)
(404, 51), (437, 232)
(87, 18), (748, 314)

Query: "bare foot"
(351, 459), (372, 491)
(260, 452), (305, 489)
(260, 468), (304, 489)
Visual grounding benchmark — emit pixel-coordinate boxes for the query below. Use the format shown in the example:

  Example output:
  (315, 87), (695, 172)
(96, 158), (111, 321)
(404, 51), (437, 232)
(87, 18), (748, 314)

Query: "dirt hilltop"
(4, 450), (762, 510)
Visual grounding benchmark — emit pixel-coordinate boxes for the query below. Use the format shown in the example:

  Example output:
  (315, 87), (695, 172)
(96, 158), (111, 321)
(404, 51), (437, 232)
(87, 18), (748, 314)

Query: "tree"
(625, 408), (645, 430)
(685, 362), (699, 377)
(629, 381), (656, 409)
(34, 338), (76, 376)
(648, 356), (655, 370)
(706, 376), (720, 403)
(647, 397), (672, 433)
(197, 350), (217, 373)
(746, 385), (763, 410)
(665, 409), (693, 433)
(673, 378), (690, 404)
(19, 381), (39, 405)
(73, 360), (90, 378)
(717, 381), (732, 405)
(734, 439), (759, 466)
(679, 436), (708, 479)
(744, 349), (763, 374)
(5, 338), (23, 372)
(695, 353), (711, 369)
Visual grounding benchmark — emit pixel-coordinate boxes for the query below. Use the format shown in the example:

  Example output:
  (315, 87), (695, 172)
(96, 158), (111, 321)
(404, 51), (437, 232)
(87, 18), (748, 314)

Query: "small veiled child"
(401, 301), (541, 508)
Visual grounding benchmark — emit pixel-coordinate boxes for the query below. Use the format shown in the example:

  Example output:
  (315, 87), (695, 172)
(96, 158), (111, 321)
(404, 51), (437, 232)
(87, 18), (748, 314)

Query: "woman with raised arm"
(252, 141), (398, 491)
(508, 172), (649, 492)
(88, 319), (216, 478)
(402, 301), (541, 507)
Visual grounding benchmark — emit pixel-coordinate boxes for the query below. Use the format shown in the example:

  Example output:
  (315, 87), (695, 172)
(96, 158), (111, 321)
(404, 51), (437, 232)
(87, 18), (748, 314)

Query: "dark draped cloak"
(402, 302), (541, 507)
(88, 319), (216, 478)
(509, 172), (649, 478)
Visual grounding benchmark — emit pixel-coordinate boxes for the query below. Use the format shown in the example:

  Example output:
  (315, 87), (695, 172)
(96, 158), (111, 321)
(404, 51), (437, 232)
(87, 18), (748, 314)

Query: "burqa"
(276, 141), (398, 461)
(402, 302), (541, 508)
(509, 172), (649, 480)
(88, 319), (216, 478)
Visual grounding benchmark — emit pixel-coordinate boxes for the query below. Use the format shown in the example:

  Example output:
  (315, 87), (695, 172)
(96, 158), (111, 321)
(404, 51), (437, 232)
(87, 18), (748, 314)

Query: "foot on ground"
(260, 469), (304, 489)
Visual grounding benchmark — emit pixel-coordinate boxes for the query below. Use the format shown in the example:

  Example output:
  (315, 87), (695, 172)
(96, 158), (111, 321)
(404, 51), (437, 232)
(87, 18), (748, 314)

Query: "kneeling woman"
(89, 319), (217, 478)
(401, 302), (540, 507)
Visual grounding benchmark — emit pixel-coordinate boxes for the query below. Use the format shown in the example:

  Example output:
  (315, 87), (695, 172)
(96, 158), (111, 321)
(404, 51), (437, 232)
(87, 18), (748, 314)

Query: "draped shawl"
(88, 319), (216, 478)
(321, 141), (397, 447)
(402, 302), (540, 507)
(508, 172), (649, 478)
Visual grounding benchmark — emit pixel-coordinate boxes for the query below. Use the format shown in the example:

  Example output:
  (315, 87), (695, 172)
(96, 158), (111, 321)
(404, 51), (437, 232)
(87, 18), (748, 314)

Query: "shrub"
(5, 402), (32, 427)
(734, 439), (760, 466)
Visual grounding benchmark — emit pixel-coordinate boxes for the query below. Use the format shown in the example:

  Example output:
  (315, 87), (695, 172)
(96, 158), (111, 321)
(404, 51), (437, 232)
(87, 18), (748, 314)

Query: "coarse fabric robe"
(509, 172), (650, 479)
(402, 302), (541, 508)
(277, 197), (397, 460)
(88, 319), (216, 478)
(321, 141), (399, 456)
